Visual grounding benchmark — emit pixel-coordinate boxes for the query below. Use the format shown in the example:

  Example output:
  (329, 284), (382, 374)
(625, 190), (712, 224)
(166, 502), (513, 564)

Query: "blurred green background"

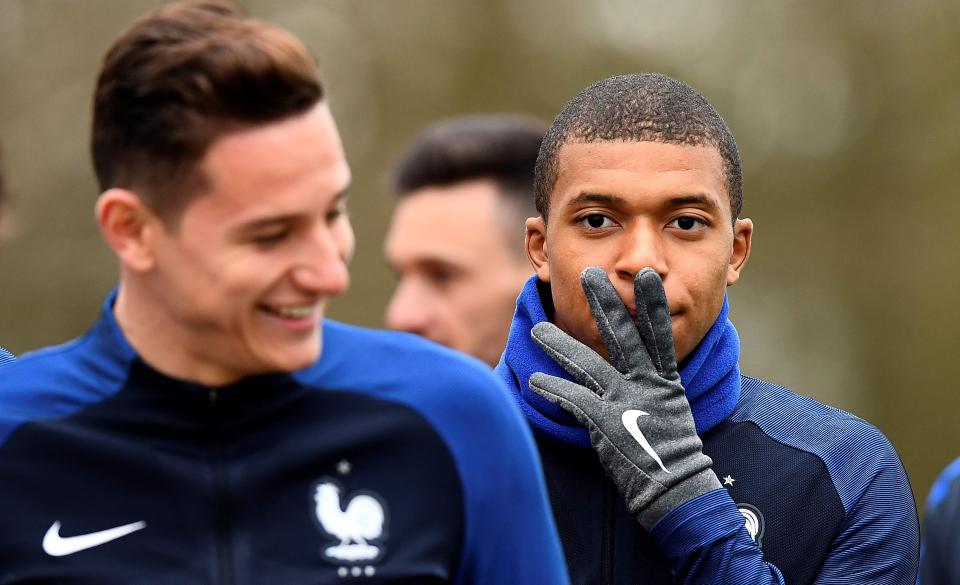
(2, 0), (958, 515)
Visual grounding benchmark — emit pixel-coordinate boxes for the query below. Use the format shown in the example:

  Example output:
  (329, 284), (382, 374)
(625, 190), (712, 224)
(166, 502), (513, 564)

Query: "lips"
(260, 303), (319, 319)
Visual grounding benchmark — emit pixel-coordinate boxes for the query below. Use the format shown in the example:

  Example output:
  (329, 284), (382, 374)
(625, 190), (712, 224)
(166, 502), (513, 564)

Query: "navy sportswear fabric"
(0, 290), (569, 584)
(497, 277), (919, 584)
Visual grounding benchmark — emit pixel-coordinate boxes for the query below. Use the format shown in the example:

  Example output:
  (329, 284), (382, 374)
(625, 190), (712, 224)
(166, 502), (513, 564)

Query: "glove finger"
(634, 268), (679, 379)
(529, 372), (600, 427)
(531, 322), (614, 395)
(580, 267), (651, 376)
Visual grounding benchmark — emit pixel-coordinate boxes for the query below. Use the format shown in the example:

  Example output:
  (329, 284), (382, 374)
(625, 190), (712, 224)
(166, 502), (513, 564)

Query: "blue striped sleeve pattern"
(0, 346), (13, 366)
(651, 488), (785, 584)
(734, 377), (919, 584)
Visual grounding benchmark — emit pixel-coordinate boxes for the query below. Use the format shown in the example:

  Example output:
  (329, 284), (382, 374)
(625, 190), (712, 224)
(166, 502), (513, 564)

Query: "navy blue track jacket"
(0, 293), (570, 584)
(532, 377), (919, 584)
(498, 277), (919, 584)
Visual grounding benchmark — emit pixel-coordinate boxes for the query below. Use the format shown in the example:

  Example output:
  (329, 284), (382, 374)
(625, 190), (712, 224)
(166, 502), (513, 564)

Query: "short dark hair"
(391, 114), (546, 221)
(534, 73), (742, 222)
(91, 0), (324, 222)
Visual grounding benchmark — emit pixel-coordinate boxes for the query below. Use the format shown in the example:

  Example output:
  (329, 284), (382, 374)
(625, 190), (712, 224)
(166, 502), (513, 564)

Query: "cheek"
(551, 271), (594, 335)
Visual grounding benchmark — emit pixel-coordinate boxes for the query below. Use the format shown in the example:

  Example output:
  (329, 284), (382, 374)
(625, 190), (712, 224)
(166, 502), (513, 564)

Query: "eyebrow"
(567, 192), (626, 206)
(566, 191), (720, 212)
(667, 194), (720, 211)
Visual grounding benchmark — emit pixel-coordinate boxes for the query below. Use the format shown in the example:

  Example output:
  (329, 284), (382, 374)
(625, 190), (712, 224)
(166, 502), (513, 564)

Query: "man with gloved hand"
(495, 73), (919, 584)
(530, 267), (725, 532)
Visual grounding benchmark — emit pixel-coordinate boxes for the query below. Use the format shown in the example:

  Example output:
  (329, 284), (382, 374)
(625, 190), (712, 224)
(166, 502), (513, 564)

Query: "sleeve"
(811, 436), (919, 583)
(652, 434), (919, 584)
(446, 367), (571, 585)
(651, 488), (786, 584)
(918, 457), (960, 585)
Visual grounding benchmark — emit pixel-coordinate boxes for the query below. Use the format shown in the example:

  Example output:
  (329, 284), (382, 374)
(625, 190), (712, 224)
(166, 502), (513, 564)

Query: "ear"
(95, 189), (161, 273)
(727, 217), (753, 286)
(525, 216), (551, 282)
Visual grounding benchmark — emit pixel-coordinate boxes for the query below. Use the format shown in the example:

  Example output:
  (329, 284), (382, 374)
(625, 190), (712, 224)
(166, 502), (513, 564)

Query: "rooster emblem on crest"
(313, 479), (388, 564)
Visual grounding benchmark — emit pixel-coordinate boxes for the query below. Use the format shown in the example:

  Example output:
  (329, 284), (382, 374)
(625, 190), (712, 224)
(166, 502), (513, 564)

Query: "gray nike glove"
(529, 267), (721, 530)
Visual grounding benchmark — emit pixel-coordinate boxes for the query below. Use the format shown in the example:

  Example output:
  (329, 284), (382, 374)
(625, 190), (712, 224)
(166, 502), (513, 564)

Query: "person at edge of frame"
(494, 72), (919, 584)
(0, 148), (15, 365)
(0, 2), (570, 583)
(918, 456), (960, 584)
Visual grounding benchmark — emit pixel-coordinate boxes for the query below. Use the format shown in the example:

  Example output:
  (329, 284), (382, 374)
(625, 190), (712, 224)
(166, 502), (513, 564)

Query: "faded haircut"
(534, 73), (742, 222)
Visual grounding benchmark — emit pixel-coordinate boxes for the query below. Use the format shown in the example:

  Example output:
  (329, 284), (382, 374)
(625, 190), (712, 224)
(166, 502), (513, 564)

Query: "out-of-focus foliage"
(1, 0), (958, 511)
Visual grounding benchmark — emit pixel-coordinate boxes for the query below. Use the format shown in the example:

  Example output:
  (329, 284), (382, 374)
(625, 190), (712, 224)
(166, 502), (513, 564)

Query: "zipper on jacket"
(601, 479), (616, 585)
(209, 388), (234, 585)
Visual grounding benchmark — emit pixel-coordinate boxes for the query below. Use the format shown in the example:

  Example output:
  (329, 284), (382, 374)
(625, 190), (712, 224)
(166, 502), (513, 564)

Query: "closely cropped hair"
(535, 73), (742, 222)
(92, 0), (323, 221)
(391, 114), (546, 218)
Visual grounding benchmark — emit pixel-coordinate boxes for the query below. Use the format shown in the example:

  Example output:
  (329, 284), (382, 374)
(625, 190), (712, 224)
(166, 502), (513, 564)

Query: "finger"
(531, 322), (614, 395)
(580, 267), (651, 376)
(529, 372), (600, 428)
(634, 268), (679, 378)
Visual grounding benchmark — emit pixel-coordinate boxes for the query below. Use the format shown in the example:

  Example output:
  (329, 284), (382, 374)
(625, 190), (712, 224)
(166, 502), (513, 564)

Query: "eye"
(580, 214), (614, 229)
(253, 230), (290, 245)
(326, 202), (348, 223)
(428, 268), (456, 288)
(668, 216), (706, 231)
(326, 205), (347, 223)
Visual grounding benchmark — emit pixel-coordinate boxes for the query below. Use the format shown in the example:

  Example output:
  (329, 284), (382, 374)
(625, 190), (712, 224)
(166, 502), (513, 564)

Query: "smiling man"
(0, 2), (568, 583)
(496, 73), (919, 584)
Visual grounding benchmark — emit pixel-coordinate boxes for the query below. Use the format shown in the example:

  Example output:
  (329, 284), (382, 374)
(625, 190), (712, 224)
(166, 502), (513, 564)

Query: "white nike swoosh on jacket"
(42, 520), (147, 557)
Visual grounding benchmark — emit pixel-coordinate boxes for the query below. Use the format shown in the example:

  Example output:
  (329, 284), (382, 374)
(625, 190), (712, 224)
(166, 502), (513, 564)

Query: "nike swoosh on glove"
(529, 266), (722, 530)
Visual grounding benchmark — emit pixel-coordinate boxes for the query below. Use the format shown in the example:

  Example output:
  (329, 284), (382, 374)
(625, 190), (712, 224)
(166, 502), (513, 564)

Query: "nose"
(385, 279), (430, 335)
(291, 222), (352, 295)
(613, 221), (668, 283)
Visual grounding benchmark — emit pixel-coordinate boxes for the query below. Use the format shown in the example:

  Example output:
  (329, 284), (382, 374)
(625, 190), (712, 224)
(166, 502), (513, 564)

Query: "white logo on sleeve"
(738, 503), (765, 546)
(622, 409), (670, 473)
(42, 520), (146, 557)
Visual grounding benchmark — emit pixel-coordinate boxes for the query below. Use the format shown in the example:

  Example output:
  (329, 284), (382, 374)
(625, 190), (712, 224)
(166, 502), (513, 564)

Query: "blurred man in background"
(384, 114), (544, 366)
(0, 150), (15, 365)
(0, 2), (569, 582)
(497, 73), (918, 584)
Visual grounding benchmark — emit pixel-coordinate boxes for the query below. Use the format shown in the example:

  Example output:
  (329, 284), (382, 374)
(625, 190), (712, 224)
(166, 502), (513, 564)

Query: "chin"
(264, 342), (322, 374)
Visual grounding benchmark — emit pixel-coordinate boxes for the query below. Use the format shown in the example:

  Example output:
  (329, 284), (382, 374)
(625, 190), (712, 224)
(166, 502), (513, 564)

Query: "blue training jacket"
(0, 292), (570, 585)
(498, 278), (919, 584)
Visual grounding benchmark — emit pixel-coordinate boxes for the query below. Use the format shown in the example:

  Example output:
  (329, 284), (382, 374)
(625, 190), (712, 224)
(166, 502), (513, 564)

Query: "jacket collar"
(495, 276), (741, 447)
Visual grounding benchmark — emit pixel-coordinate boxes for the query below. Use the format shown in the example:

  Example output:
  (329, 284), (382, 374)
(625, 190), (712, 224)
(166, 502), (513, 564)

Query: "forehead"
(551, 140), (727, 212)
(386, 179), (517, 264)
(183, 103), (350, 223)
